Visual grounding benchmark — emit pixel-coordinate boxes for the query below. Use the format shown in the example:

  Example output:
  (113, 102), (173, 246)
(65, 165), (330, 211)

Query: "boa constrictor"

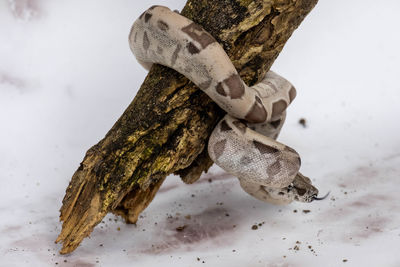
(129, 6), (326, 204)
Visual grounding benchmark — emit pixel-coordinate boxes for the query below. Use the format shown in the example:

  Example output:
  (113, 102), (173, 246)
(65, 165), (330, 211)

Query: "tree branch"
(56, 0), (318, 254)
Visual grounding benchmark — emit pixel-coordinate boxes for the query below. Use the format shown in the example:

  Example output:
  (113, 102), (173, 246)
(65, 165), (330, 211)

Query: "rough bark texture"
(56, 0), (318, 254)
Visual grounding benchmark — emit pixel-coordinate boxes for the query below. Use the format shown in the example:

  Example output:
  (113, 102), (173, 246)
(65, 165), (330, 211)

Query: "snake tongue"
(312, 191), (330, 201)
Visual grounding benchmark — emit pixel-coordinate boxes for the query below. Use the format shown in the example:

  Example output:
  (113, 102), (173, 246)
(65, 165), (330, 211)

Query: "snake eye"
(286, 183), (294, 192)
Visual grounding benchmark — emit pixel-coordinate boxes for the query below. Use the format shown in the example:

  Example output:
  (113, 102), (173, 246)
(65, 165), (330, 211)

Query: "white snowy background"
(1, 0), (400, 266)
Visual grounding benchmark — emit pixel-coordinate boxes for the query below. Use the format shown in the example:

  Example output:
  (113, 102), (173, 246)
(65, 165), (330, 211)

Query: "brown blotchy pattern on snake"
(216, 82), (226, 96)
(220, 120), (232, 132)
(198, 79), (212, 90)
(296, 187), (306, 196)
(143, 31), (150, 50)
(271, 100), (287, 118)
(270, 119), (281, 129)
(267, 161), (281, 177)
(232, 120), (247, 134)
(181, 23), (216, 49)
(253, 140), (279, 154)
(223, 74), (245, 99)
(157, 20), (169, 31)
(144, 13), (152, 23)
(284, 146), (301, 165)
(289, 86), (297, 102)
(130, 7), (307, 205)
(213, 139), (227, 160)
(187, 42), (200, 54)
(240, 155), (252, 165)
(244, 101), (267, 123)
(171, 44), (181, 66)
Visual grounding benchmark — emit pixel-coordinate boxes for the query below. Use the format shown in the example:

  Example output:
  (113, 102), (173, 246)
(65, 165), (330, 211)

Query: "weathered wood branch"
(56, 0), (318, 254)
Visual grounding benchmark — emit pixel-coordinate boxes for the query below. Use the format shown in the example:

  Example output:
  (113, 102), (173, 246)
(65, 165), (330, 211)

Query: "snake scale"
(129, 6), (326, 205)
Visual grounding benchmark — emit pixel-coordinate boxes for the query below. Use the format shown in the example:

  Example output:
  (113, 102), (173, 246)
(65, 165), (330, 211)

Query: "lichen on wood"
(56, 0), (319, 254)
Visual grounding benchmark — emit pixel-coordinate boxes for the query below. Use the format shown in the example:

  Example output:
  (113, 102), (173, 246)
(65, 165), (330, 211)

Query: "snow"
(1, 0), (400, 266)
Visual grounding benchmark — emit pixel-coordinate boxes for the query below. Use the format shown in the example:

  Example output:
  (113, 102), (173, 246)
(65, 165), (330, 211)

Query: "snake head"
(288, 173), (318, 203)
(260, 173), (327, 204)
(288, 173), (330, 203)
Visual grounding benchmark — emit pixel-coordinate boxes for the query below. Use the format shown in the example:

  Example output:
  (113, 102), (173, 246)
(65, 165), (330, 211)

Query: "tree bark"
(56, 0), (318, 254)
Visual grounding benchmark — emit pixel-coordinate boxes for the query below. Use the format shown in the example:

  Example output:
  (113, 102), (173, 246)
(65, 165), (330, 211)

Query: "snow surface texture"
(1, 0), (400, 266)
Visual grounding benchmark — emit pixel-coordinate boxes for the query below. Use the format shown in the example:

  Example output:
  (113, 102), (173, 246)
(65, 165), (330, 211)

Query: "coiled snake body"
(130, 6), (322, 204)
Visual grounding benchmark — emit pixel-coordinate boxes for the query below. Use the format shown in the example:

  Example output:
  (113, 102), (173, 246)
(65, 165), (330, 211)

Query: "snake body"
(129, 6), (320, 204)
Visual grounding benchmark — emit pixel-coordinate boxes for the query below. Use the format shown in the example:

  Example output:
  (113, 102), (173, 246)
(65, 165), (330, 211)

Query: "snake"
(129, 6), (327, 205)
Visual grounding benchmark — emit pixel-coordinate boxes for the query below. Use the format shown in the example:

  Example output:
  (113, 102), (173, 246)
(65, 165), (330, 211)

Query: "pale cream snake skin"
(129, 6), (328, 204)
